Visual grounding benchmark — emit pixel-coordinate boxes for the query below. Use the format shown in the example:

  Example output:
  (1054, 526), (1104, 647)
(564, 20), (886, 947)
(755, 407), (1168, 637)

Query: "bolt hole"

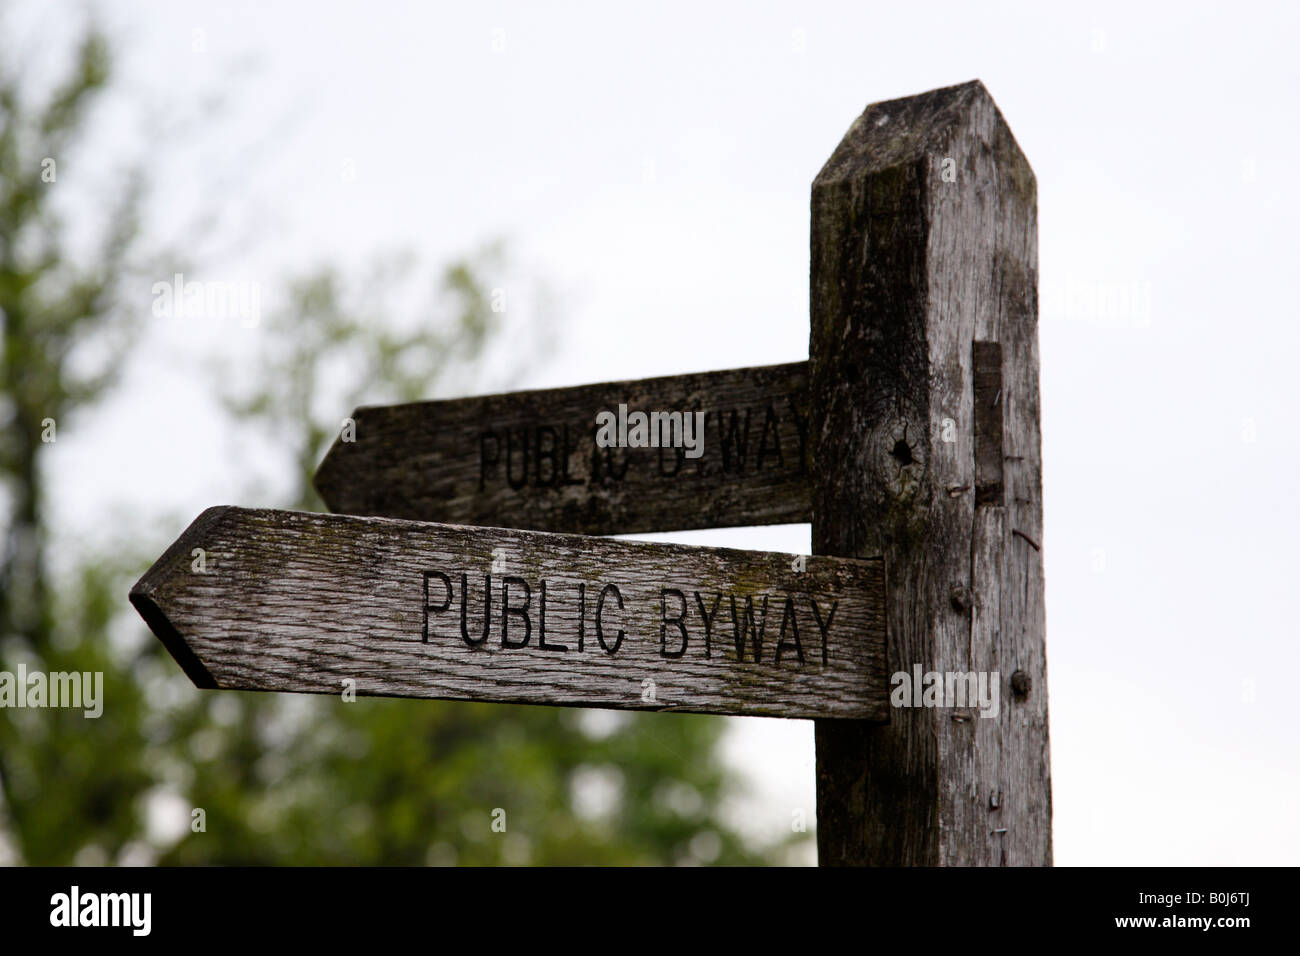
(891, 440), (914, 466)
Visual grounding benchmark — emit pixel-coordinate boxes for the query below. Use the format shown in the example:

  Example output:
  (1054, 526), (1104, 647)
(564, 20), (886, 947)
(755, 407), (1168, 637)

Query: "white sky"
(21, 0), (1300, 864)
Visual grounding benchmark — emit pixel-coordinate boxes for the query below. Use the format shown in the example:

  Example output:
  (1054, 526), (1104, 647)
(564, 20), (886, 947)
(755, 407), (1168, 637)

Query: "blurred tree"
(0, 18), (807, 865)
(0, 19), (157, 865)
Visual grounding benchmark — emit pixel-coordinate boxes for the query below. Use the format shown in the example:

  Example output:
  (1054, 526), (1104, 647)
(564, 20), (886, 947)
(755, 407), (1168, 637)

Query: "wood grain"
(130, 507), (888, 720)
(809, 80), (1052, 864)
(313, 362), (812, 535)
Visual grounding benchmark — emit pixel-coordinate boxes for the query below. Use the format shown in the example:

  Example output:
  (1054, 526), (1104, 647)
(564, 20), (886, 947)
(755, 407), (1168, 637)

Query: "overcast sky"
(23, 0), (1300, 864)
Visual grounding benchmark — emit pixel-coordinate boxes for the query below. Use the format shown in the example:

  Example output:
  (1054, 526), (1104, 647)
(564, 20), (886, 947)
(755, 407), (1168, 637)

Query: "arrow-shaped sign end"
(129, 506), (234, 691)
(129, 588), (219, 690)
(311, 431), (355, 516)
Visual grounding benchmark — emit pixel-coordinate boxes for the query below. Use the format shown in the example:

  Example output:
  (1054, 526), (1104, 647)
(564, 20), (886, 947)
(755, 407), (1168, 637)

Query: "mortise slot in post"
(972, 341), (1003, 507)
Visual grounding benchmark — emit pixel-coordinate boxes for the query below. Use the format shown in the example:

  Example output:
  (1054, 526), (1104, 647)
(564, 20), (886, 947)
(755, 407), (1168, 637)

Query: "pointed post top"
(814, 79), (1033, 193)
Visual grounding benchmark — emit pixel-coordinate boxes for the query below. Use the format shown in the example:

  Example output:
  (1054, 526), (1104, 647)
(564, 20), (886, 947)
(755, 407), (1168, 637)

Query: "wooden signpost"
(133, 79), (1051, 866)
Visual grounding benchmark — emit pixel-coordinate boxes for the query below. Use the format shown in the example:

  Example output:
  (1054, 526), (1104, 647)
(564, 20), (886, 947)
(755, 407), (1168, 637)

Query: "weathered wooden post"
(809, 80), (1051, 865)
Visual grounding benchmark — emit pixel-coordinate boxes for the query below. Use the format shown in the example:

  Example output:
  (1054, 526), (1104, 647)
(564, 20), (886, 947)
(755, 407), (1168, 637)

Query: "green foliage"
(157, 696), (755, 866)
(0, 18), (152, 865)
(0, 555), (156, 864)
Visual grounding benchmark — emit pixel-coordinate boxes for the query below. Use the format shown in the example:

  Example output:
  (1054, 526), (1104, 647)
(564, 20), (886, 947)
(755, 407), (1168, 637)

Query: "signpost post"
(132, 79), (1051, 866)
(808, 81), (1051, 865)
